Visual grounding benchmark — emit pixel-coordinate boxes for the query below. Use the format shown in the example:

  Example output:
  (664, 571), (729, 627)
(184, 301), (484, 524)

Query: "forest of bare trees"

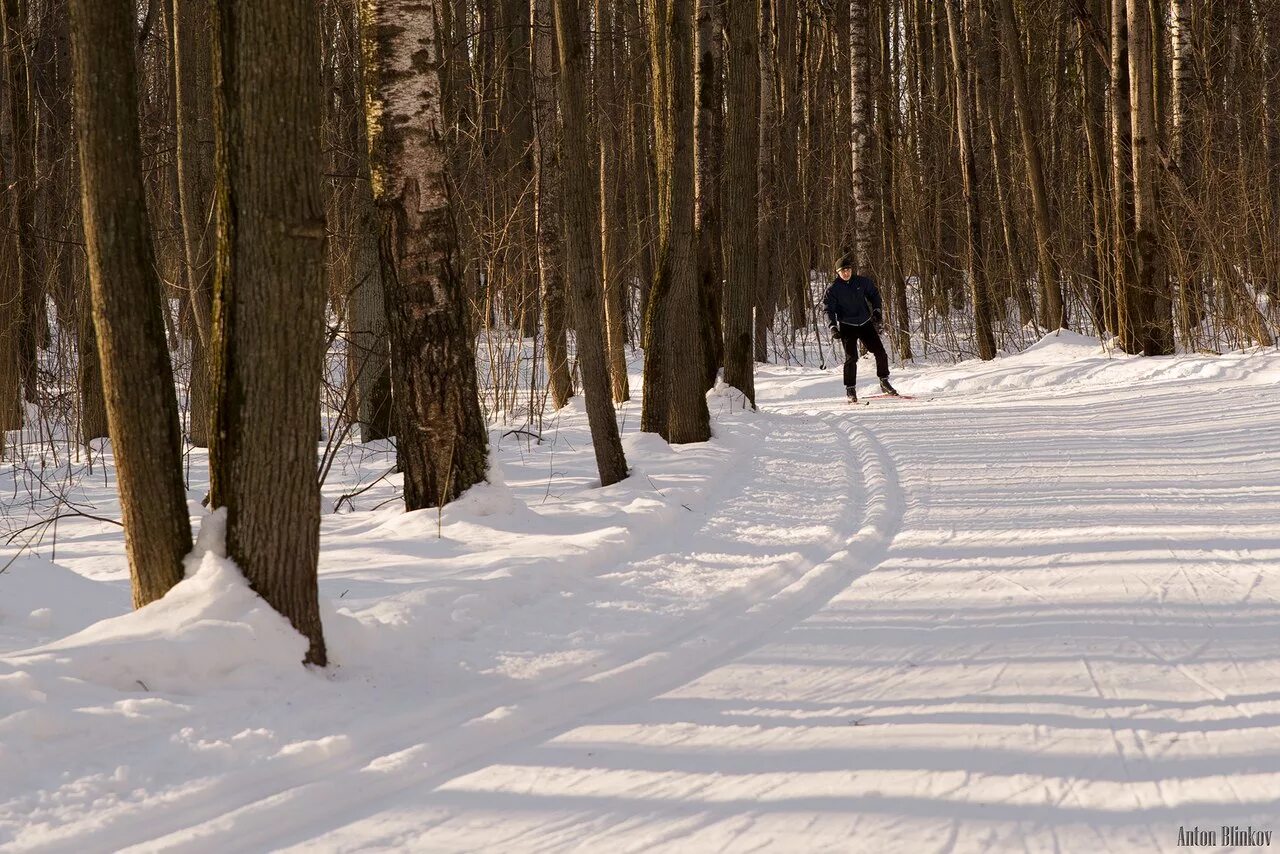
(2, 0), (1277, 657)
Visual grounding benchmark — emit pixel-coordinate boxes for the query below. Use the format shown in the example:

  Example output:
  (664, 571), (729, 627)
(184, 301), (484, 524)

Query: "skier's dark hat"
(836, 256), (854, 271)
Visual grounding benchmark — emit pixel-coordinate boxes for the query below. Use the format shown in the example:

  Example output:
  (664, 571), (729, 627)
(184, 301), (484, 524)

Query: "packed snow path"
(2, 338), (1279, 852)
(284, 359), (1280, 853)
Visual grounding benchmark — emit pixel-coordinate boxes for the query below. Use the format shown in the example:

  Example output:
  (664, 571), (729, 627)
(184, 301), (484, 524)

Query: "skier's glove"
(871, 309), (883, 326)
(830, 325), (843, 341)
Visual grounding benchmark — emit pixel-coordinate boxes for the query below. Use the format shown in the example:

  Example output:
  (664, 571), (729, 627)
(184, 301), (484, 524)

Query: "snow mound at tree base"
(0, 510), (311, 710)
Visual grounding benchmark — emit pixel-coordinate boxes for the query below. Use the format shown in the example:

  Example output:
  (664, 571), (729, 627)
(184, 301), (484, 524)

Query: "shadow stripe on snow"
(124, 415), (904, 854)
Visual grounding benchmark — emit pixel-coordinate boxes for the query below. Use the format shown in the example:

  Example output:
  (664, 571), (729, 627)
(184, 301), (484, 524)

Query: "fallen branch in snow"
(502, 427), (542, 443)
(333, 466), (398, 514)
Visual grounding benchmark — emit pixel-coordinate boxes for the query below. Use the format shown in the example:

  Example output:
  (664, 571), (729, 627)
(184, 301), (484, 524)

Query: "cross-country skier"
(824, 257), (899, 403)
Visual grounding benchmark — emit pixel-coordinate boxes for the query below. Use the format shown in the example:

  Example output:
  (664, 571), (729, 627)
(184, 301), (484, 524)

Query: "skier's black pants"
(839, 323), (889, 389)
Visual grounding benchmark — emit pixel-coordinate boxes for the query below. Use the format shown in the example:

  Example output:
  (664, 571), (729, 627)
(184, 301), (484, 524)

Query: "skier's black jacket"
(823, 274), (883, 328)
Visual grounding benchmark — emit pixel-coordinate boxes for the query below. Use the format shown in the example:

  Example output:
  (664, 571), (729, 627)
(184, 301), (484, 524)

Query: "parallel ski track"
(62, 415), (903, 854)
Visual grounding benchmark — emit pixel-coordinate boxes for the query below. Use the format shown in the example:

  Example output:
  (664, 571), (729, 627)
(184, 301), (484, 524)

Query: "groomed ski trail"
(13, 416), (904, 854)
(262, 369), (1280, 853)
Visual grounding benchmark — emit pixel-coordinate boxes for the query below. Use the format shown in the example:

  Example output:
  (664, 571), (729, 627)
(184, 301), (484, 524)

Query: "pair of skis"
(848, 393), (919, 406)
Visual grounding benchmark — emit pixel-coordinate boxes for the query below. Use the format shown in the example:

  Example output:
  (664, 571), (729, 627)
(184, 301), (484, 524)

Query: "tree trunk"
(945, 0), (996, 359)
(364, 0), (491, 509)
(1266, 0), (1280, 304)
(721, 0), (759, 401)
(630, 0), (661, 325)
(777, 0), (806, 329)
(1127, 0), (1173, 355)
(531, 0), (574, 408)
(39, 4), (105, 443)
(209, 0), (329, 665)
(75, 272), (108, 443)
(503, 0), (539, 339)
(170, 0), (215, 446)
(2, 0), (41, 404)
(1168, 0), (1203, 331)
(931, 0), (964, 315)
(1077, 0), (1113, 334)
(695, 0), (725, 389)
(596, 0), (631, 402)
(753, 0), (776, 364)
(642, 0), (711, 441)
(553, 0), (629, 483)
(996, 0), (1063, 329)
(326, 0), (391, 443)
(67, 0), (192, 608)
(879, 0), (911, 359)
(0, 152), (19, 434)
(1110, 0), (1137, 350)
(850, 0), (875, 273)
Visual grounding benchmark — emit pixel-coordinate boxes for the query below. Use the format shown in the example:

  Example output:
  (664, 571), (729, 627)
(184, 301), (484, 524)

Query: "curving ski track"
(255, 374), (1280, 854)
(90, 415), (904, 853)
(16, 358), (1280, 854)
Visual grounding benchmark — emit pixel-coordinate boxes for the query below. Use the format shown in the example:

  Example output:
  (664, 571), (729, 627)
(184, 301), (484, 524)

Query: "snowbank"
(2, 511), (310, 701)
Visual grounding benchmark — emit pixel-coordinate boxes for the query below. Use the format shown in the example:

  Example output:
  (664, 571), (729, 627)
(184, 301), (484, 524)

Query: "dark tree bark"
(850, 0), (874, 272)
(364, 0), (491, 509)
(996, 0), (1063, 329)
(67, 0), (192, 608)
(209, 0), (329, 665)
(721, 0), (759, 401)
(776, 0), (806, 329)
(325, 0), (391, 443)
(0, 147), (19, 434)
(1168, 0), (1203, 331)
(75, 272), (108, 443)
(1110, 0), (1141, 352)
(944, 0), (996, 359)
(170, 0), (215, 446)
(2, 0), (42, 404)
(752, 0), (777, 364)
(1126, 0), (1173, 355)
(1265, 0), (1280, 304)
(695, 0), (725, 389)
(644, 0), (711, 441)
(878, 0), (911, 359)
(554, 0), (629, 484)
(1077, 0), (1113, 333)
(36, 3), (105, 442)
(532, 0), (574, 409)
(502, 0), (539, 339)
(596, 0), (631, 402)
(623, 0), (659, 325)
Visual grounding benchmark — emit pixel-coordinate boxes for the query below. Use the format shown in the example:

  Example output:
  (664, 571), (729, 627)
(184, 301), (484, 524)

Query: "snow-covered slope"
(2, 334), (1279, 853)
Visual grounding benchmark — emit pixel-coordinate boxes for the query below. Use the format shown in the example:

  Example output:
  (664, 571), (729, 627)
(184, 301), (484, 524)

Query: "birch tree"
(363, 0), (491, 509)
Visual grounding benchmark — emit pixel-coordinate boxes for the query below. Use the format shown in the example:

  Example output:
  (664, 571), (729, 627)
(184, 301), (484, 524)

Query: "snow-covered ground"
(2, 331), (1279, 853)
